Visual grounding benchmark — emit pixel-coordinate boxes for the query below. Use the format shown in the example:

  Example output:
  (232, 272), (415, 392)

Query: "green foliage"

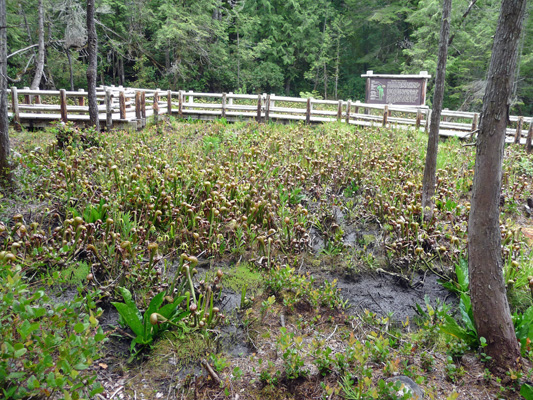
(512, 305), (533, 356)
(265, 265), (347, 309)
(277, 327), (309, 380)
(53, 122), (101, 150)
(439, 257), (469, 294)
(0, 263), (105, 399)
(521, 383), (533, 399)
(112, 287), (189, 354)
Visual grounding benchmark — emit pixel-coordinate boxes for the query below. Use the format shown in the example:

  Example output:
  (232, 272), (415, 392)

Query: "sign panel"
(362, 71), (430, 106)
(366, 77), (426, 106)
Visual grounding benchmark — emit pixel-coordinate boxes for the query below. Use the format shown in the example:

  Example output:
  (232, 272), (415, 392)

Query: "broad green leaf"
(18, 320), (40, 340)
(440, 315), (476, 346)
(73, 362), (89, 371)
(521, 383), (533, 399)
(158, 296), (186, 319)
(74, 323), (85, 334)
(459, 294), (476, 334)
(143, 291), (166, 335)
(94, 332), (106, 342)
(26, 375), (41, 390)
(112, 302), (143, 337)
(455, 258), (469, 293)
(14, 343), (27, 358)
(6, 372), (25, 379)
(90, 383), (105, 396)
(119, 287), (136, 307)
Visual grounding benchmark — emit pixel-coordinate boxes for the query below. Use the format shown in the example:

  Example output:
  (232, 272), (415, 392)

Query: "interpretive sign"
(362, 71), (430, 106)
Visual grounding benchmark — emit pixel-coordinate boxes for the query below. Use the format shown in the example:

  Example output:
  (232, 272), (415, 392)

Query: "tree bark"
(468, 0), (526, 373)
(30, 0), (45, 90)
(0, 0), (11, 183)
(86, 0), (100, 130)
(421, 0), (452, 219)
(65, 47), (74, 91)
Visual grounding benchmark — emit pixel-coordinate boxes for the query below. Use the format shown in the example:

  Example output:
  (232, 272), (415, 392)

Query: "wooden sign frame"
(362, 71), (431, 107)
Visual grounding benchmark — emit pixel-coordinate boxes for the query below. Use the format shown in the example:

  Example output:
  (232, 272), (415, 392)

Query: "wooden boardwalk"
(7, 85), (533, 148)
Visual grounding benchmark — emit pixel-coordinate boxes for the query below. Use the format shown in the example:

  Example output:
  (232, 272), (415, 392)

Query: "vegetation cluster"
(1, 119), (533, 398)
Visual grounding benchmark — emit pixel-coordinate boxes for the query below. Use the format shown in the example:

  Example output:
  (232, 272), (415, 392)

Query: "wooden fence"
(6, 85), (533, 149)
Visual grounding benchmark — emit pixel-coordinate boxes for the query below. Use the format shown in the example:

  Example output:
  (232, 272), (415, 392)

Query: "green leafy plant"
(439, 257), (469, 294)
(512, 305), (533, 356)
(0, 263), (105, 399)
(112, 287), (189, 354)
(521, 383), (533, 399)
(277, 327), (309, 380)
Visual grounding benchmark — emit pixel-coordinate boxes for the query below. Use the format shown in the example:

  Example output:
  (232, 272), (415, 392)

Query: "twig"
(200, 359), (222, 386)
(109, 386), (123, 400)
(326, 325), (338, 341)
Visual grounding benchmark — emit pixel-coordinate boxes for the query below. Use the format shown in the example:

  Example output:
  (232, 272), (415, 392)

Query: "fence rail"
(6, 85), (533, 150)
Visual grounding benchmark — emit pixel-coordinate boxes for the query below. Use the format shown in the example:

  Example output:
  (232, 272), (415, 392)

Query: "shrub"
(0, 261), (105, 399)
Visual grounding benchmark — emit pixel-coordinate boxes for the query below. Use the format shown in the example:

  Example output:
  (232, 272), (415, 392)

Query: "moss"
(62, 261), (90, 284)
(223, 262), (264, 296)
(125, 331), (213, 397)
(362, 234), (376, 245)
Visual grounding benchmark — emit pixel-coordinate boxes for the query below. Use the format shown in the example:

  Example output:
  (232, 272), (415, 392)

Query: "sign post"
(362, 71), (431, 107)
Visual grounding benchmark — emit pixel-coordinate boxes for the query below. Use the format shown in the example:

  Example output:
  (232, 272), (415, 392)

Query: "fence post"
(10, 87), (21, 130)
(188, 90), (194, 105)
(59, 89), (68, 123)
(337, 100), (342, 122)
(382, 105), (389, 127)
(256, 94), (262, 123)
(178, 90), (183, 118)
(106, 89), (113, 129)
(345, 100), (351, 124)
(471, 113), (479, 132)
(153, 90), (159, 124)
(354, 101), (360, 115)
(228, 92), (233, 106)
(134, 91), (140, 118)
(78, 88), (85, 106)
(415, 109), (422, 130)
(425, 110), (431, 134)
(221, 92), (226, 118)
(526, 119), (533, 154)
(35, 88), (41, 105)
(119, 90), (126, 119)
(141, 91), (146, 128)
(265, 94), (271, 122)
(306, 97), (311, 125)
(442, 108), (448, 122)
(23, 87), (30, 105)
(514, 116), (523, 144)
(167, 90), (172, 116)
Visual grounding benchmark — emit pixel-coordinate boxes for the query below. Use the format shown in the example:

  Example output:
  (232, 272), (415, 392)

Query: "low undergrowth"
(1, 118), (532, 399)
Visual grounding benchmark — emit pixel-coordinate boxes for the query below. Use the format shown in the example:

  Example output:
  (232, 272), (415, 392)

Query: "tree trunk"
(65, 47), (74, 91)
(468, 0), (526, 373)
(421, 0), (452, 219)
(86, 0), (100, 130)
(334, 33), (340, 100)
(0, 0), (10, 183)
(119, 56), (125, 86)
(30, 0), (45, 90)
(112, 51), (116, 85)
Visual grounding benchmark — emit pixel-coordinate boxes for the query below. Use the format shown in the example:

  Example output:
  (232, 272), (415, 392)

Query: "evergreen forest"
(6, 0), (533, 115)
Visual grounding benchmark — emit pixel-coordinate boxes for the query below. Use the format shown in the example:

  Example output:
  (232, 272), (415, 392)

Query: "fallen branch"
(200, 358), (222, 386)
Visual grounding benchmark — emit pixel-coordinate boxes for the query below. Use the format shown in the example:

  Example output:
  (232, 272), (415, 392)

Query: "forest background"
(6, 0), (533, 116)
